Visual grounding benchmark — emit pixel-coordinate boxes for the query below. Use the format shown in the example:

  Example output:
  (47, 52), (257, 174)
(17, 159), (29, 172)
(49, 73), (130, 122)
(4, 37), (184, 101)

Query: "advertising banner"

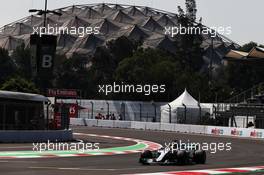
(207, 126), (264, 138)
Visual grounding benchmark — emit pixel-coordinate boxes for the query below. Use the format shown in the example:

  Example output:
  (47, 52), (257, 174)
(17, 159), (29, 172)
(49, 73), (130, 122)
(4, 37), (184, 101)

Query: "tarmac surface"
(0, 126), (264, 175)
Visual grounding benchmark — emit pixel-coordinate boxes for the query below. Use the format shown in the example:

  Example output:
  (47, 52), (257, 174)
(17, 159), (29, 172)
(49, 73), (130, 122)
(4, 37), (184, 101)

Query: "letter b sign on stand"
(42, 54), (53, 68)
(30, 34), (57, 78)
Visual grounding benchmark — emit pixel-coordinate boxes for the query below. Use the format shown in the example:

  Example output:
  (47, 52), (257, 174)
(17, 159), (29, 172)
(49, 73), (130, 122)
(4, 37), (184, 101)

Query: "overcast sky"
(0, 0), (263, 45)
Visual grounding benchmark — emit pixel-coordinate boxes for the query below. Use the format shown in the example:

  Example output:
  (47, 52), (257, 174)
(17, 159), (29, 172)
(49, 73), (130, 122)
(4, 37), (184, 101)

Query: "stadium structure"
(0, 3), (240, 69)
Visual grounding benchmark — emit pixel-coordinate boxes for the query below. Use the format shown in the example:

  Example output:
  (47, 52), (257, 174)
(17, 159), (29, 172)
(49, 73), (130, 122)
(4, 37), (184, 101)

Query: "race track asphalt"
(0, 126), (264, 175)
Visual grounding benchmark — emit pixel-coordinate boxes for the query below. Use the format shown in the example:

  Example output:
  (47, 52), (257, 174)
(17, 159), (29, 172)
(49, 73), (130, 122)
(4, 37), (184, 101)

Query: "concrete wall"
(71, 118), (264, 139)
(0, 130), (73, 143)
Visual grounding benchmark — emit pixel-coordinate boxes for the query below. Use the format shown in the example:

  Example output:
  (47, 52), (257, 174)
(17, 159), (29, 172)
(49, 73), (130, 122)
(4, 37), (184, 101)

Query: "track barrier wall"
(0, 130), (73, 143)
(97, 120), (114, 127)
(113, 121), (131, 128)
(70, 118), (264, 139)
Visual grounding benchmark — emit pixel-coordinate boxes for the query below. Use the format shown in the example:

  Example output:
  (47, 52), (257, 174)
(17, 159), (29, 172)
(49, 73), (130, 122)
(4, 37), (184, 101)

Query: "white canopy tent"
(160, 89), (210, 124)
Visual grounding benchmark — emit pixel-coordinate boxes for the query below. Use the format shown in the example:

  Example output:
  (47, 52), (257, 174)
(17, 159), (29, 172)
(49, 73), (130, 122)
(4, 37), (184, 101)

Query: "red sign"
(47, 89), (79, 98)
(250, 130), (263, 138)
(69, 104), (78, 118)
(54, 112), (61, 128)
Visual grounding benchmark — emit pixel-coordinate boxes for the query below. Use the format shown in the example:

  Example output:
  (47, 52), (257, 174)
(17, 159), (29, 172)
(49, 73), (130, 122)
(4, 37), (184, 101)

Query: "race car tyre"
(194, 150), (206, 164)
(167, 151), (178, 162)
(139, 150), (153, 165)
(141, 150), (153, 159)
(177, 150), (187, 165)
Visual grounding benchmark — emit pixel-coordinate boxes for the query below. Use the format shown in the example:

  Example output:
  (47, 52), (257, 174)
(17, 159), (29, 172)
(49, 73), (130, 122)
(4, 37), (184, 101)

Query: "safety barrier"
(97, 120), (114, 128)
(84, 119), (98, 127)
(131, 121), (146, 130)
(207, 126), (264, 139)
(189, 125), (207, 134)
(0, 130), (73, 143)
(174, 124), (191, 133)
(70, 118), (264, 139)
(160, 123), (174, 131)
(73, 118), (87, 126)
(145, 123), (161, 131)
(113, 121), (131, 128)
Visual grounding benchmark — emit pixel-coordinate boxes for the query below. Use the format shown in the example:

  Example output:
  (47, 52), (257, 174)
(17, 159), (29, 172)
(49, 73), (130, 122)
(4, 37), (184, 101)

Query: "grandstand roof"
(0, 35), (24, 50)
(0, 3), (239, 60)
(224, 46), (264, 61)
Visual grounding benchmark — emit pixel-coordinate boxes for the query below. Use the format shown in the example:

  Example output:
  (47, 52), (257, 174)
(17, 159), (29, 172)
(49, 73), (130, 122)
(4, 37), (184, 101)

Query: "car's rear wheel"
(177, 150), (187, 165)
(194, 150), (206, 164)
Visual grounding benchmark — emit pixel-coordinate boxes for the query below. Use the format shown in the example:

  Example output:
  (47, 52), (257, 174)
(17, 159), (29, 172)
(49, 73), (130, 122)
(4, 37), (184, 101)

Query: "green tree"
(55, 55), (88, 87)
(91, 46), (116, 83)
(115, 48), (186, 101)
(107, 36), (139, 63)
(11, 43), (32, 80)
(224, 61), (264, 93)
(0, 48), (16, 84)
(185, 0), (197, 22)
(174, 24), (204, 71)
(240, 42), (258, 52)
(54, 54), (97, 98)
(1, 76), (39, 94)
(89, 36), (140, 86)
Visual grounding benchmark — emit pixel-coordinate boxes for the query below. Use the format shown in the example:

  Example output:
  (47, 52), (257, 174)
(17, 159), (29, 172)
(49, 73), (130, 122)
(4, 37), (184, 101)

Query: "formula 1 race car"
(139, 143), (206, 165)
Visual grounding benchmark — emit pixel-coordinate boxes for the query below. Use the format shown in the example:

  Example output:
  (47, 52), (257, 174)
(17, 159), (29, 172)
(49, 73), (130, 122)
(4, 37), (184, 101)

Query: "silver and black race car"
(139, 142), (206, 165)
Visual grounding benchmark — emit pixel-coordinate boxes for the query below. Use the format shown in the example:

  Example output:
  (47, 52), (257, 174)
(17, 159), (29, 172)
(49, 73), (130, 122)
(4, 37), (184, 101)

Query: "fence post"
(139, 103), (142, 121)
(90, 101), (94, 119)
(168, 104), (172, 123)
(152, 102), (157, 122)
(198, 103), (202, 124)
(182, 103), (187, 123)
(106, 102), (109, 119)
(121, 102), (125, 121)
(46, 101), (51, 130)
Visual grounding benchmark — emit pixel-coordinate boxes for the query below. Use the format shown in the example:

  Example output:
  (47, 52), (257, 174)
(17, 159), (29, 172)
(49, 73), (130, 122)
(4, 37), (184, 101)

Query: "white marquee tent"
(160, 89), (210, 124)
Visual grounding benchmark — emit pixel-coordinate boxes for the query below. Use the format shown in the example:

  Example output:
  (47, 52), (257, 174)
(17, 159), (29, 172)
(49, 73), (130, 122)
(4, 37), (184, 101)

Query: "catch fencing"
(60, 99), (167, 122)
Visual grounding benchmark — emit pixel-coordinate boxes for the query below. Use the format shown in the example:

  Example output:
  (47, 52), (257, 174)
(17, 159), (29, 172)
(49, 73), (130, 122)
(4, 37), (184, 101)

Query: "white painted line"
(232, 167), (263, 171)
(30, 166), (146, 172)
(29, 166), (57, 169)
(112, 151), (126, 154)
(127, 166), (264, 175)
(194, 170), (229, 174)
(58, 168), (81, 170)
(16, 156), (42, 158)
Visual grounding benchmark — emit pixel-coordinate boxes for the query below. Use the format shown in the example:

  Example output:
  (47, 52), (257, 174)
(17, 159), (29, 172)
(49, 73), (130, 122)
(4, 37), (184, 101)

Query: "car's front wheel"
(139, 150), (153, 164)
